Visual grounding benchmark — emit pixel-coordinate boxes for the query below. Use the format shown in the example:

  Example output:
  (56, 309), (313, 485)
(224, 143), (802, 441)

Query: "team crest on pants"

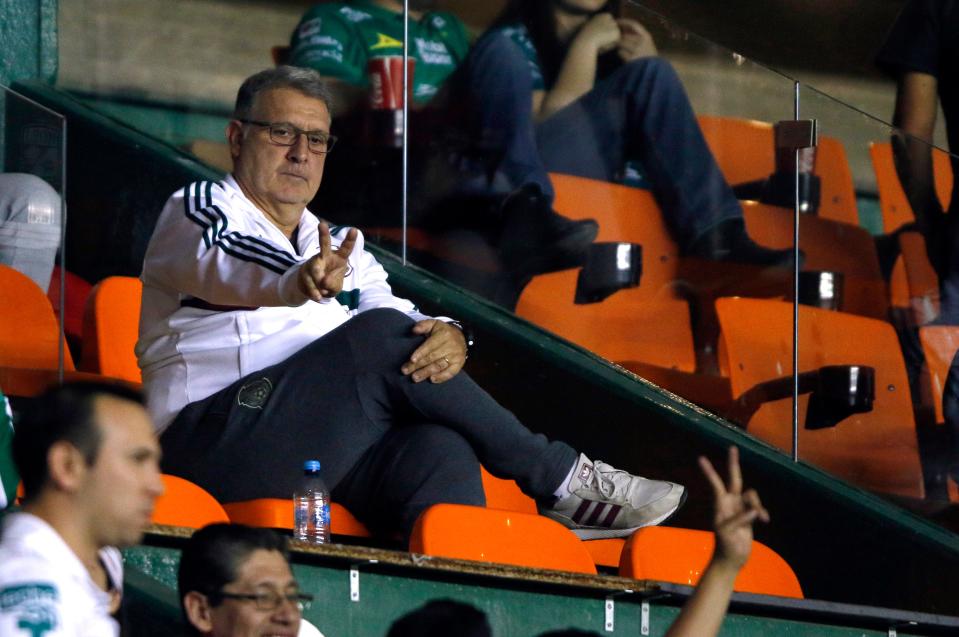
(237, 378), (272, 409)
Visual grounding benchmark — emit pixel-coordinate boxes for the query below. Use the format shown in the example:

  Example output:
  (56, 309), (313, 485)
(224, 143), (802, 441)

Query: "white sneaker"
(541, 453), (686, 539)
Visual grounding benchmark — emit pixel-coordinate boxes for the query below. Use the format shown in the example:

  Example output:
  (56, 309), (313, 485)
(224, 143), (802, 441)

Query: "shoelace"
(590, 461), (633, 500)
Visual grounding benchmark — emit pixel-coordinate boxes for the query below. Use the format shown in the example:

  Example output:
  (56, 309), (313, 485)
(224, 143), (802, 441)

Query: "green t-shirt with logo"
(289, 1), (470, 105)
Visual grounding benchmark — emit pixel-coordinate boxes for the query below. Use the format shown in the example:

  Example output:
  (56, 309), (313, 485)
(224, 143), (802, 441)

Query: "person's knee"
(467, 32), (536, 89)
(472, 31), (526, 64)
(347, 308), (416, 345)
(620, 56), (680, 88)
(343, 308), (419, 365)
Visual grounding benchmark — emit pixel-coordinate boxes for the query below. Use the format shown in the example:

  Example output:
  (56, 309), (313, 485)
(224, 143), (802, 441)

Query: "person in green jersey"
(289, 1), (600, 295)
(290, 0), (470, 110)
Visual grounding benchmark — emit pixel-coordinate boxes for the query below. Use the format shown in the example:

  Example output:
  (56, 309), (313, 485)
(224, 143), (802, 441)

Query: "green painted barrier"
(120, 528), (959, 636)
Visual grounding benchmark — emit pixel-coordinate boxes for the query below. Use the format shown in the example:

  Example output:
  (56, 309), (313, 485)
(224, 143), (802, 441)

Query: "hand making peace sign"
(297, 221), (358, 302)
(699, 446), (770, 570)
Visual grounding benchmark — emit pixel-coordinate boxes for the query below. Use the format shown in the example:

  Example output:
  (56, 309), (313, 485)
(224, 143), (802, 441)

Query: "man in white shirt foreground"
(138, 65), (685, 541)
(0, 382), (164, 636)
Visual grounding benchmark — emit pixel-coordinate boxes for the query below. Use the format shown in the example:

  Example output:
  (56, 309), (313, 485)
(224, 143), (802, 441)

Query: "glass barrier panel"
(1, 84), (69, 379)
(796, 81), (959, 519)
(398, 0), (802, 431)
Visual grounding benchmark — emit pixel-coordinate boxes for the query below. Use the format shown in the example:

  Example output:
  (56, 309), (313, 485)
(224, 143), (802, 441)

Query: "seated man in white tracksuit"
(136, 65), (685, 539)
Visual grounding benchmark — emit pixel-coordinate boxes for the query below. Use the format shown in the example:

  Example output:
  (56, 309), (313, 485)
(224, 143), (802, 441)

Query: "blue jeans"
(461, 31), (743, 248)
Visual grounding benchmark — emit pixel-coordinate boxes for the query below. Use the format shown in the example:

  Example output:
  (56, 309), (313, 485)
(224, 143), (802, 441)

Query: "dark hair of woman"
(491, 0), (622, 88)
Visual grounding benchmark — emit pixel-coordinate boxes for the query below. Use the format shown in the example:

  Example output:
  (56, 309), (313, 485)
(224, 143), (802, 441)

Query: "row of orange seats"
(157, 471), (803, 599)
(518, 174), (948, 501)
(0, 265), (140, 397)
(516, 116), (959, 501)
(505, 121), (955, 503)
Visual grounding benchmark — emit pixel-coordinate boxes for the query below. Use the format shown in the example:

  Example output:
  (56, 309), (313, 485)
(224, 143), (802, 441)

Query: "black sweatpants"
(159, 308), (577, 536)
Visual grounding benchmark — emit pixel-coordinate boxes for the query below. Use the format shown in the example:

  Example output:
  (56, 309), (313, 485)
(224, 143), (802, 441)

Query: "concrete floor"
(56, 0), (951, 192)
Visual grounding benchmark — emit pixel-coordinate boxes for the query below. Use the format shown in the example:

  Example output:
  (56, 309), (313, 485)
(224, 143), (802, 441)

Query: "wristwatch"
(448, 320), (475, 359)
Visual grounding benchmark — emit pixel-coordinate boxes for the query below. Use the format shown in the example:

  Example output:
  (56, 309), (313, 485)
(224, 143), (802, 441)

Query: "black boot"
(496, 185), (599, 279)
(686, 218), (800, 267)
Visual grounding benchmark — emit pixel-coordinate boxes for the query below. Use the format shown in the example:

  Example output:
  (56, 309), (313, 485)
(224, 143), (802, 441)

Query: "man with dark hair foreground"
(0, 382), (164, 635)
(139, 65), (686, 542)
(179, 523), (321, 637)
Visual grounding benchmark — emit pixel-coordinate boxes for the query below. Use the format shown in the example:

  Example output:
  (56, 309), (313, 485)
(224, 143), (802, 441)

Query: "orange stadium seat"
(697, 115), (774, 187)
(409, 503), (597, 574)
(223, 499), (372, 538)
(47, 266), (94, 347)
(481, 467), (537, 514)
(698, 115), (859, 227)
(519, 173), (696, 372)
(0, 264), (74, 370)
(0, 265), (100, 396)
(535, 173), (743, 410)
(816, 136), (858, 226)
(740, 201), (888, 319)
(715, 297), (925, 499)
(80, 276), (143, 384)
(870, 142), (951, 322)
(153, 475), (230, 528)
(516, 273), (696, 372)
(549, 172), (680, 295)
(480, 467), (624, 568)
(869, 140), (953, 234)
(888, 231), (939, 326)
(619, 526), (803, 598)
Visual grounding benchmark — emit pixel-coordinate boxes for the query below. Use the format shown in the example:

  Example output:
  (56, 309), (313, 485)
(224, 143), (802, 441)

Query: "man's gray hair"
(233, 66), (334, 119)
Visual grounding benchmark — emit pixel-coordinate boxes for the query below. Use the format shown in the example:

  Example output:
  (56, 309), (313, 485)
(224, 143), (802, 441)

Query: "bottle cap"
(303, 460), (321, 472)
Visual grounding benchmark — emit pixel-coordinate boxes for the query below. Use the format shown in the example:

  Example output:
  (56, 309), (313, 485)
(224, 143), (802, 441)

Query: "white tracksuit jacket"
(136, 175), (437, 432)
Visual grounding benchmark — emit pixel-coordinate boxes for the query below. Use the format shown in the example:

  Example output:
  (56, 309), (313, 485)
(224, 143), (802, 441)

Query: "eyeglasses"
(217, 590), (314, 612)
(239, 119), (337, 154)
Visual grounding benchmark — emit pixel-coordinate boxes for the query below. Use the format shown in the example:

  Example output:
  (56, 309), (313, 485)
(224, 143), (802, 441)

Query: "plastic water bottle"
(293, 460), (330, 545)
